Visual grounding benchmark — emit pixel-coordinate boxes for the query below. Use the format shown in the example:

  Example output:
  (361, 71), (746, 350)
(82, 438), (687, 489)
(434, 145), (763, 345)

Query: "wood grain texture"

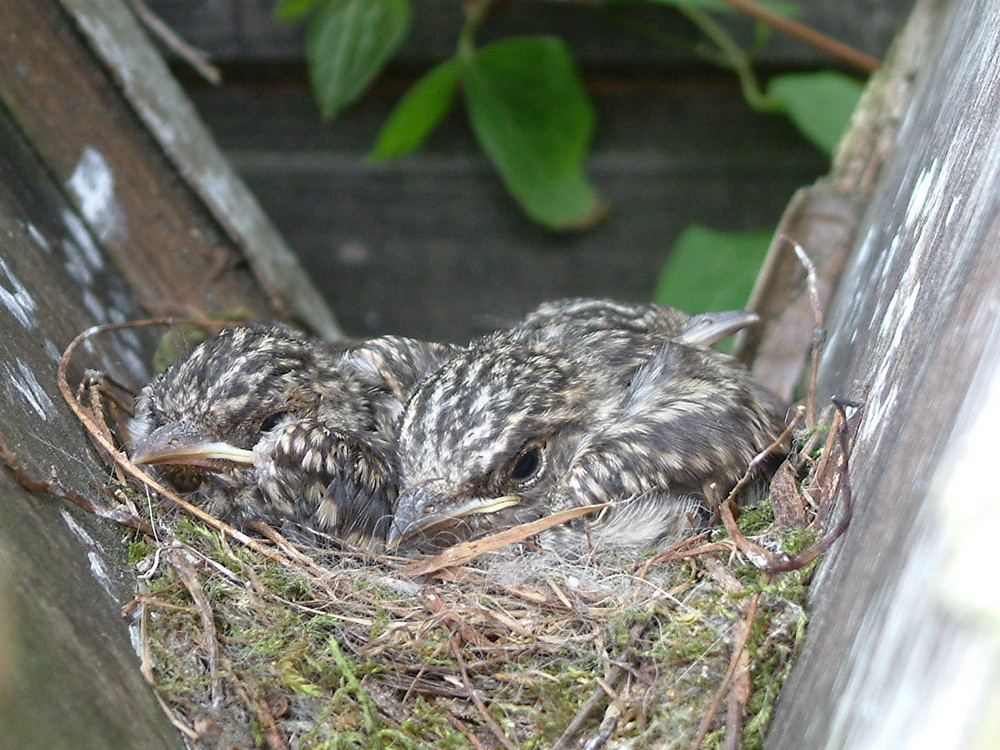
(147, 0), (913, 66)
(0, 0), (337, 335)
(767, 0), (1000, 746)
(0, 106), (181, 749)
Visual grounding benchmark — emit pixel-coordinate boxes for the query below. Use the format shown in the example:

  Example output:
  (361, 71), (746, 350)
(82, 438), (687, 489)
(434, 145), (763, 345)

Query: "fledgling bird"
(388, 299), (785, 554)
(128, 323), (455, 546)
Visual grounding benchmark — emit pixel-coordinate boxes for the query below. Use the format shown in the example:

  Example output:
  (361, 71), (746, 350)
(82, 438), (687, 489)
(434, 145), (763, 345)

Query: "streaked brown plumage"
(388, 298), (785, 554)
(129, 323), (454, 546)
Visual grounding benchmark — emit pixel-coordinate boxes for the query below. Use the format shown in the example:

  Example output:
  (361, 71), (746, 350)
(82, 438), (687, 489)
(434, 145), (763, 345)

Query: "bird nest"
(30, 321), (858, 750)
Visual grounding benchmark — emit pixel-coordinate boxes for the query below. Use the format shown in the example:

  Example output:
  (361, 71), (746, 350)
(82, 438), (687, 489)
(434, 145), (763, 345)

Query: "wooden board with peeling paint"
(766, 0), (1000, 746)
(0, 102), (183, 749)
(0, 0), (338, 745)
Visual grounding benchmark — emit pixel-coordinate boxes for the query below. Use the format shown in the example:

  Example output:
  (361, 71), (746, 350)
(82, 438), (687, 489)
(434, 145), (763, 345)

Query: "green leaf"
(275, 0), (322, 22)
(463, 36), (605, 231)
(654, 226), (772, 313)
(305, 0), (411, 119)
(369, 58), (462, 161)
(767, 71), (864, 156)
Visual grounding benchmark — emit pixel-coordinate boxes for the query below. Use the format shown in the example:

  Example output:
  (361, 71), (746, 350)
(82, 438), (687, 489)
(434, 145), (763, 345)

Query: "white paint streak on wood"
(25, 222), (51, 252)
(4, 358), (57, 421)
(0, 256), (38, 328)
(59, 509), (117, 601)
(67, 146), (126, 243)
(60, 210), (104, 285)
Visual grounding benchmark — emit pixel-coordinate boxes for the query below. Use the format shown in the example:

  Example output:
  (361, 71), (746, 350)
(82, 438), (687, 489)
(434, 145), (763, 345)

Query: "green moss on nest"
(121, 437), (831, 749)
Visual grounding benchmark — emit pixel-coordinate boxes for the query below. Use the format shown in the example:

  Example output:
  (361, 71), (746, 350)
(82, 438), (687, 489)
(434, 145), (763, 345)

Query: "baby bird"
(388, 299), (785, 554)
(129, 323), (454, 546)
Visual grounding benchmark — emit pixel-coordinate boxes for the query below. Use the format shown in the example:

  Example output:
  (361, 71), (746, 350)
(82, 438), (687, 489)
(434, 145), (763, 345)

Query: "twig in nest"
(399, 503), (610, 576)
(138, 588), (156, 684)
(688, 578), (766, 750)
(711, 405), (804, 532)
(422, 588), (492, 648)
(634, 533), (727, 581)
(168, 547), (223, 705)
(444, 708), (488, 750)
(552, 620), (647, 750)
(447, 632), (519, 750)
(0, 430), (154, 535)
(219, 653), (289, 750)
(152, 689), (200, 741)
(719, 399), (859, 573)
(724, 630), (752, 750)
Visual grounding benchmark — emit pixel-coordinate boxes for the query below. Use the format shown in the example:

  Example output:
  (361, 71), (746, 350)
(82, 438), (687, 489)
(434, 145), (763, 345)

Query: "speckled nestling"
(129, 323), (454, 546)
(389, 298), (786, 555)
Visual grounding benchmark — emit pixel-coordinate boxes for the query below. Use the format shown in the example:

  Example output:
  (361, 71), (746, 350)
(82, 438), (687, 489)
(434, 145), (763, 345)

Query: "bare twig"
(422, 588), (492, 648)
(168, 548), (223, 705)
(552, 620), (647, 750)
(723, 0), (881, 72)
(783, 236), (826, 427)
(399, 503), (610, 576)
(444, 708), (488, 750)
(128, 0), (221, 84)
(0, 431), (154, 534)
(220, 655), (290, 750)
(447, 632), (518, 750)
(689, 579), (766, 750)
(719, 400), (858, 573)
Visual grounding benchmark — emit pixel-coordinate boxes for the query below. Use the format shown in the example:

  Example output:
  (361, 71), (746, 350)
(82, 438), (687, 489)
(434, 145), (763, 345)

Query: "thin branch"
(552, 620), (646, 750)
(784, 235), (826, 427)
(689, 577), (767, 750)
(398, 503), (610, 577)
(447, 632), (518, 750)
(722, 0), (882, 73)
(128, 0), (221, 84)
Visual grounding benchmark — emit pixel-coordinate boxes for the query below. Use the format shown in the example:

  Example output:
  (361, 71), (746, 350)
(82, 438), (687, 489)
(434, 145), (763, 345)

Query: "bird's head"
(387, 333), (592, 550)
(129, 324), (367, 501)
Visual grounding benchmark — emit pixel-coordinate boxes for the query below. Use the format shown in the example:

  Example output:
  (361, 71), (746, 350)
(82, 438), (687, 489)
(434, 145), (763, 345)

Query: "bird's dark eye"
(509, 445), (543, 483)
(260, 411), (289, 433)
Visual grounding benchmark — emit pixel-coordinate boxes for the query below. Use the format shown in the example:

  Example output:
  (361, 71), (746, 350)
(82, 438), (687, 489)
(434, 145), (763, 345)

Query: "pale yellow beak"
(386, 489), (522, 549)
(130, 422), (255, 470)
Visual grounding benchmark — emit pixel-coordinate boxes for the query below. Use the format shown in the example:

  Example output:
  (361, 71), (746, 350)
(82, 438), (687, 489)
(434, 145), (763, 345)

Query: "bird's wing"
(256, 420), (395, 545)
(560, 341), (780, 525)
(678, 310), (759, 347)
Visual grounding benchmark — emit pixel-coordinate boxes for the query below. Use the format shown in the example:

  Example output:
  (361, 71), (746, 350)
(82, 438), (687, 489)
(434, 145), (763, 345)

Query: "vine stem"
(722, 0), (882, 73)
(679, 3), (780, 113)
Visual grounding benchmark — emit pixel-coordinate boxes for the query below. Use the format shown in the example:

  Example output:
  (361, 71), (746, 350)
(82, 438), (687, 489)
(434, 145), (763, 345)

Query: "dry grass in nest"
(14, 309), (857, 749)
(123, 504), (823, 750)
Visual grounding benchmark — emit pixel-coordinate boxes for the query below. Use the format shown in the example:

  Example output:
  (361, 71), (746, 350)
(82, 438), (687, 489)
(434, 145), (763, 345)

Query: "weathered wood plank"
(739, 0), (934, 397)
(0, 104), (181, 749)
(62, 0), (341, 340)
(0, 0), (338, 338)
(147, 0), (913, 66)
(186, 77), (826, 342)
(766, 0), (1000, 745)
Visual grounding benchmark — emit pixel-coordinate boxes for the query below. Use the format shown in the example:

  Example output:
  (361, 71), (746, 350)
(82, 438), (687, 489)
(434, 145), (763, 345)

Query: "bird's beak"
(386, 488), (522, 550)
(130, 422), (255, 470)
